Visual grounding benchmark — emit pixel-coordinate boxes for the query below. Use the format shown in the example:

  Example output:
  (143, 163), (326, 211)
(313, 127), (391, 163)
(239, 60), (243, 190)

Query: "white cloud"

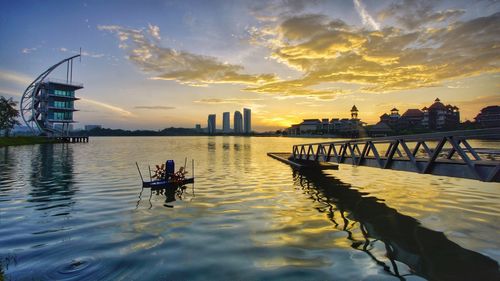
(22, 47), (37, 54)
(148, 24), (161, 40)
(193, 98), (262, 104)
(0, 88), (22, 97)
(80, 98), (133, 116)
(59, 47), (104, 58)
(353, 0), (380, 30)
(0, 70), (33, 86)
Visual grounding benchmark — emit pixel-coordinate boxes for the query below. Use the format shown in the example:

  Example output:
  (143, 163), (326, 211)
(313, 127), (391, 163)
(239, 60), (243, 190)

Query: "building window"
(52, 112), (72, 120)
(53, 90), (74, 97)
(52, 101), (73, 109)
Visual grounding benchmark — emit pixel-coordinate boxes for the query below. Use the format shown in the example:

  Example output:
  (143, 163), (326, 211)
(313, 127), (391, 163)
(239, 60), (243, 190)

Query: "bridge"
(269, 128), (500, 182)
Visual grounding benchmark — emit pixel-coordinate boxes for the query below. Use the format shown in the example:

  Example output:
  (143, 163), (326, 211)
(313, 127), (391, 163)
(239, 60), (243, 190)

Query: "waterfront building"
(474, 106), (500, 128)
(286, 105), (364, 136)
(330, 118), (362, 135)
(377, 99), (464, 132)
(321, 118), (330, 134)
(84, 124), (102, 131)
(38, 80), (82, 136)
(379, 108), (401, 127)
(351, 105), (359, 120)
(422, 98), (460, 130)
(286, 124), (301, 135)
(400, 109), (424, 127)
(207, 114), (216, 134)
(195, 124), (201, 132)
(244, 108), (251, 134)
(223, 112), (230, 133)
(234, 111), (243, 134)
(20, 55), (83, 137)
(299, 119), (322, 134)
(368, 122), (393, 137)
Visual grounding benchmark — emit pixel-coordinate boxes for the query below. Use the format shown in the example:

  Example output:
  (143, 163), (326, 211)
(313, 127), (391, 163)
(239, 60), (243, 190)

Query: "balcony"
(48, 106), (78, 112)
(48, 94), (80, 100)
(43, 78), (83, 88)
(47, 119), (76, 123)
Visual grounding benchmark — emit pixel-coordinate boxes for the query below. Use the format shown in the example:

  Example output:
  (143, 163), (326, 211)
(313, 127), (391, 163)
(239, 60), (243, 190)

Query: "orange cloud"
(247, 12), (500, 95)
(98, 25), (278, 86)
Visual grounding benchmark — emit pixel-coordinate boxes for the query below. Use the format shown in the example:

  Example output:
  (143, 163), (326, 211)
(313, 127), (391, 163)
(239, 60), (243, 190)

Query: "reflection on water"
(0, 147), (16, 194)
(1, 137), (499, 280)
(294, 169), (500, 281)
(136, 185), (194, 209)
(28, 144), (76, 211)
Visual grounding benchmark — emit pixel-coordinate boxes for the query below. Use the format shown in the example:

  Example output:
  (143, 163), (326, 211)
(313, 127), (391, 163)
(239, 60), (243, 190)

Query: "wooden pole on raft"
(135, 162), (144, 183)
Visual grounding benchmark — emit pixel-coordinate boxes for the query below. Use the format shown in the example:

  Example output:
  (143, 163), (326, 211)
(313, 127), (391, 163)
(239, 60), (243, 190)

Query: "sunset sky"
(0, 0), (499, 131)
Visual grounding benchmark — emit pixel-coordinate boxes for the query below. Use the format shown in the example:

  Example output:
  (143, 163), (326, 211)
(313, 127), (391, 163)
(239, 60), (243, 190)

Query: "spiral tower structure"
(20, 55), (83, 136)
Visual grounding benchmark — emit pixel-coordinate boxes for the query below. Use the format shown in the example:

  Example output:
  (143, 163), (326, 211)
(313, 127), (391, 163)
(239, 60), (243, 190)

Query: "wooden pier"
(53, 136), (89, 143)
(267, 152), (338, 170)
(271, 128), (500, 182)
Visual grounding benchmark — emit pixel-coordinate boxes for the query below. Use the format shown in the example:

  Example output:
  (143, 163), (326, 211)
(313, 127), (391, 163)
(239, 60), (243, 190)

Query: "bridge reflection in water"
(292, 169), (499, 281)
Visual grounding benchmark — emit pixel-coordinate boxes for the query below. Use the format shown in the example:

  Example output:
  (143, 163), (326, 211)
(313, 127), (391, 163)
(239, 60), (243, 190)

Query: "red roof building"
(474, 106), (500, 128)
(422, 98), (460, 130)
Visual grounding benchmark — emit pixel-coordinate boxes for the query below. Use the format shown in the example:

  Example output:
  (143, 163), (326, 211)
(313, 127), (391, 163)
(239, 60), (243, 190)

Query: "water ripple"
(1, 138), (499, 280)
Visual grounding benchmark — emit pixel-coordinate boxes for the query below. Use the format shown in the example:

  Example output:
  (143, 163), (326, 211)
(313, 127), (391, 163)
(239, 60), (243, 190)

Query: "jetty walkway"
(269, 128), (500, 182)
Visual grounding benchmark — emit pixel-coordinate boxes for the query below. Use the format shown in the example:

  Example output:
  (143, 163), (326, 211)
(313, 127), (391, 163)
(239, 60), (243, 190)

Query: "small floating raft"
(136, 159), (195, 190)
(143, 177), (194, 190)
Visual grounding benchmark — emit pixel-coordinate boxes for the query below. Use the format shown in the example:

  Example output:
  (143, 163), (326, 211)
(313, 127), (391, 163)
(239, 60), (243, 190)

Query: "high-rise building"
(243, 108), (251, 134)
(222, 112), (230, 133)
(207, 114), (216, 134)
(234, 111), (243, 134)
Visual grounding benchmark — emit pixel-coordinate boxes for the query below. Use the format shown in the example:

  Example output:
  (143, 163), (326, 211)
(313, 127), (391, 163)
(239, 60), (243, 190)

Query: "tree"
(0, 96), (21, 137)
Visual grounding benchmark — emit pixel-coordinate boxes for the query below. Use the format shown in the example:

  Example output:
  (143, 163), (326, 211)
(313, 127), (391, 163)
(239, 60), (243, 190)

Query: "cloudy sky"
(0, 0), (499, 131)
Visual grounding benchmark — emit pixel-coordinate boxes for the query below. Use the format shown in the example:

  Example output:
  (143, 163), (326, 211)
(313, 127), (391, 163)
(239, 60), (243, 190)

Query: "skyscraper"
(207, 114), (216, 134)
(243, 108), (251, 134)
(222, 112), (230, 133)
(234, 111), (243, 134)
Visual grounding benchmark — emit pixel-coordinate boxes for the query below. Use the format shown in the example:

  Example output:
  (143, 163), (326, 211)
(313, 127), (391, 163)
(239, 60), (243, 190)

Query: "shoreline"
(0, 136), (59, 147)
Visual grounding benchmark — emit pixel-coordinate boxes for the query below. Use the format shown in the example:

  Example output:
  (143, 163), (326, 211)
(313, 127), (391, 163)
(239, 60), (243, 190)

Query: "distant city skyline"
(234, 111), (243, 134)
(206, 108), (251, 134)
(207, 114), (216, 134)
(244, 108), (251, 134)
(0, 1), (498, 132)
(222, 112), (230, 133)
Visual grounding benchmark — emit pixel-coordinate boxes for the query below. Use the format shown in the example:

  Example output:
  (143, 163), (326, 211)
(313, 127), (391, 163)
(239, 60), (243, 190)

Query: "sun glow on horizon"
(0, 1), (498, 130)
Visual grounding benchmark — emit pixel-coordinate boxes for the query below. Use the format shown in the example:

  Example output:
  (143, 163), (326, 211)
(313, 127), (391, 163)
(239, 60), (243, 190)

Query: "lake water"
(1, 136), (499, 280)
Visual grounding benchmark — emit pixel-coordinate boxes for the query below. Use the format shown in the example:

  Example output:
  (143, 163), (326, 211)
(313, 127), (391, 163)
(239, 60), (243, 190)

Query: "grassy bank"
(0, 136), (58, 147)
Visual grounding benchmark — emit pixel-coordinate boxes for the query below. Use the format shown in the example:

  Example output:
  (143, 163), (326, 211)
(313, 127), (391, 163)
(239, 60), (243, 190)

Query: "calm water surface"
(1, 136), (499, 280)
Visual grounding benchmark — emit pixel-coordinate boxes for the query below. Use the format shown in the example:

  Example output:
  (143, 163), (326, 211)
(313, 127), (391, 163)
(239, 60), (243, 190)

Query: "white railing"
(43, 78), (83, 87)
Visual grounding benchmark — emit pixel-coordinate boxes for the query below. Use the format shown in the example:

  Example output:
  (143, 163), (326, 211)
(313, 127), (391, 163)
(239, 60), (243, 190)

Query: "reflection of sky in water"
(0, 137), (498, 280)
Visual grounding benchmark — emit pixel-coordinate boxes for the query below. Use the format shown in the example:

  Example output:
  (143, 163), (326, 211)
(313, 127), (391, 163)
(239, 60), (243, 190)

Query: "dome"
(429, 99), (446, 110)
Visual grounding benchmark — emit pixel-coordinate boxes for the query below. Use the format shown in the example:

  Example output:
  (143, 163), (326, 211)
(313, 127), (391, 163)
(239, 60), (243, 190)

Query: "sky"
(0, 0), (499, 131)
